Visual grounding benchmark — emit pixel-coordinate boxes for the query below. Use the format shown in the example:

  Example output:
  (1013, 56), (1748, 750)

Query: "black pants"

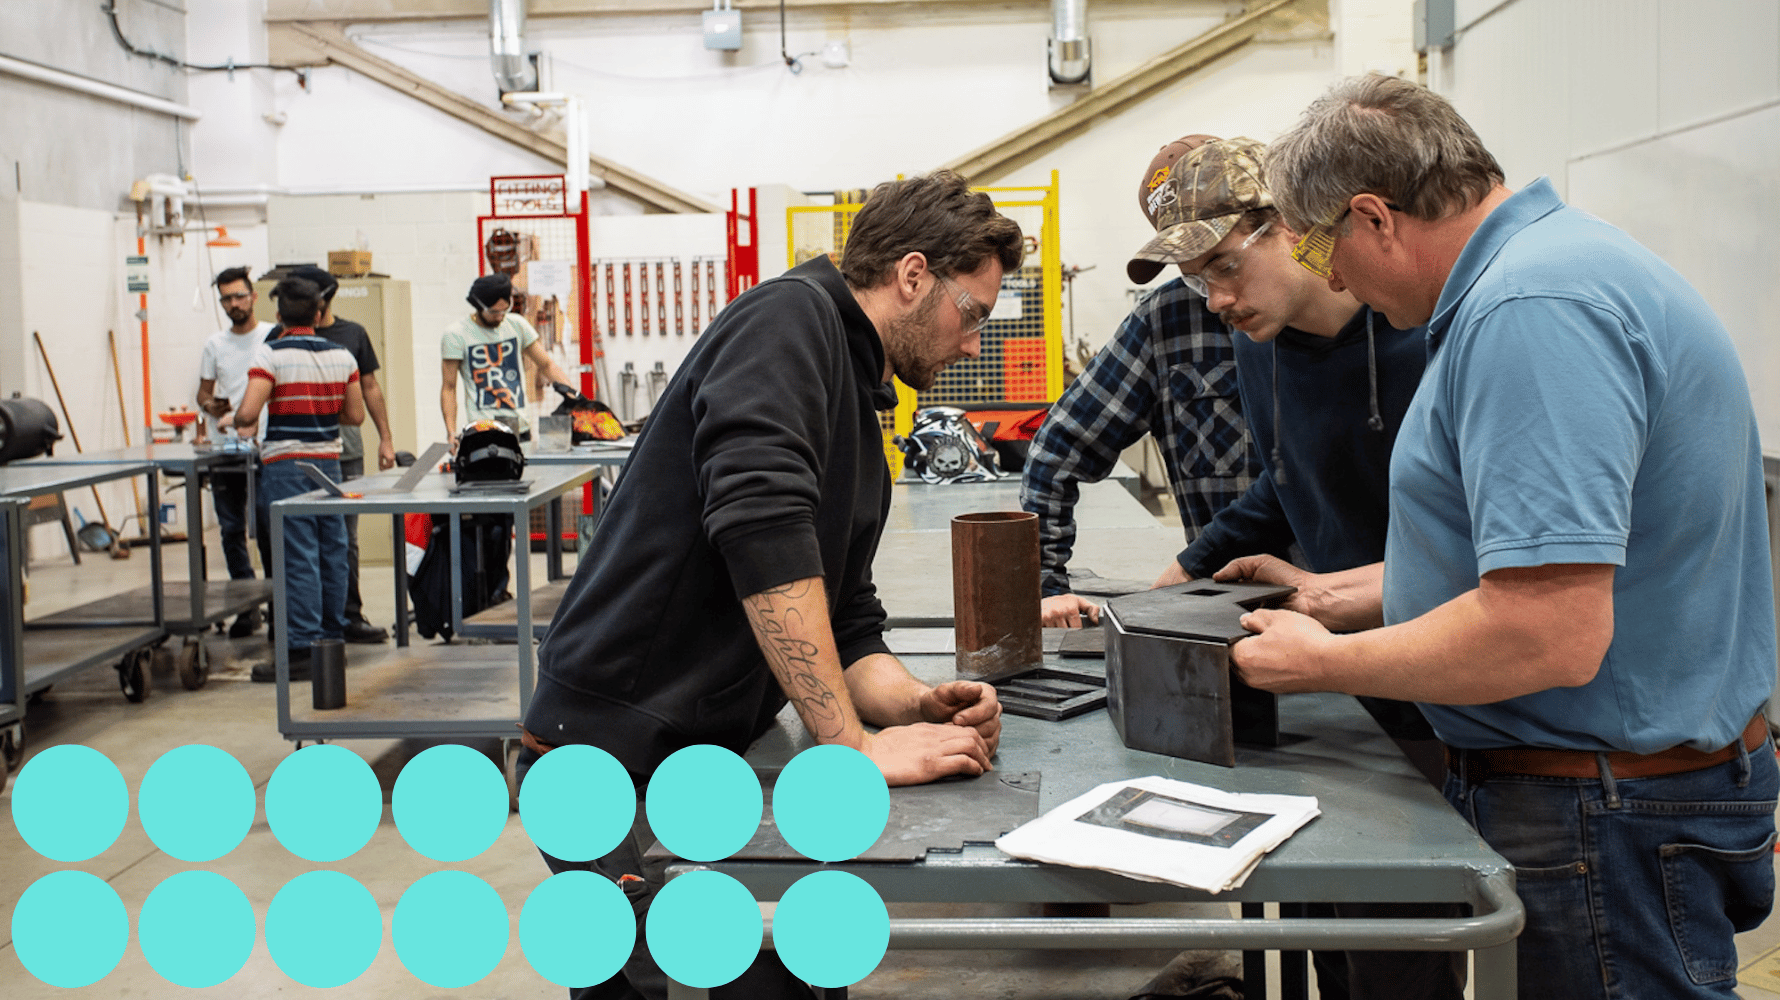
(340, 456), (365, 620)
(514, 748), (814, 1000)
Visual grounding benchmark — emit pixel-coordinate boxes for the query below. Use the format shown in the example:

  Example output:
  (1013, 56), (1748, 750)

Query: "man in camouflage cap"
(1033, 134), (1461, 999)
(1021, 137), (1262, 633)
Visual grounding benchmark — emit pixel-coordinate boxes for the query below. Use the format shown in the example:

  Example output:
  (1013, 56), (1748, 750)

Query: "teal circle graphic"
(773, 744), (889, 862)
(520, 871), (635, 986)
(646, 870), (761, 988)
(264, 871), (383, 987)
(772, 870), (889, 987)
(518, 744), (635, 862)
(138, 744), (256, 862)
(392, 744), (508, 861)
(265, 744), (382, 862)
(139, 871), (256, 987)
(10, 871), (128, 987)
(11, 744), (128, 862)
(646, 745), (761, 862)
(392, 871), (509, 987)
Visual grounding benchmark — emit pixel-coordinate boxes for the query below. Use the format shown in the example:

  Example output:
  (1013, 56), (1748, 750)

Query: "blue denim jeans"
(1445, 737), (1777, 998)
(259, 458), (348, 650)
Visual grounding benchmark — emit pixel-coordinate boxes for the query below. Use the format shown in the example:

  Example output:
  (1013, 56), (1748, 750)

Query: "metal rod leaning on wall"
(107, 330), (147, 533)
(33, 331), (112, 530)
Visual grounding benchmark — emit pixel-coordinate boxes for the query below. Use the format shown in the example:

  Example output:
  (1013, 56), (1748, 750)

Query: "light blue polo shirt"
(1385, 177), (1774, 753)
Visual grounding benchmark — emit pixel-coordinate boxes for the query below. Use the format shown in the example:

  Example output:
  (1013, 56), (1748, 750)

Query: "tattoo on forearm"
(746, 582), (845, 739)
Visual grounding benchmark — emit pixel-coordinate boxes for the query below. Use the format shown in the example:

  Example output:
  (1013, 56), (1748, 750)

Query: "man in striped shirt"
(234, 275), (365, 681)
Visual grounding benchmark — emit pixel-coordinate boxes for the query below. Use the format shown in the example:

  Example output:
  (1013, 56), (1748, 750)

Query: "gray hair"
(1265, 75), (1504, 233)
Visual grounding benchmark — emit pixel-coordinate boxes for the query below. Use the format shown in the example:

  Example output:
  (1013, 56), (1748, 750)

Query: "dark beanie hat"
(467, 273), (513, 309)
(286, 264), (339, 301)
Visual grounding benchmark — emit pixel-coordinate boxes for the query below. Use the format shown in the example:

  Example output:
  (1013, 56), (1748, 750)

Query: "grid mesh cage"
(476, 216), (582, 358)
(786, 178), (1062, 476)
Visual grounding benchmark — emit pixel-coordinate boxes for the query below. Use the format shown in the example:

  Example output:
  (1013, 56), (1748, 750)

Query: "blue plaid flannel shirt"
(1021, 278), (1258, 596)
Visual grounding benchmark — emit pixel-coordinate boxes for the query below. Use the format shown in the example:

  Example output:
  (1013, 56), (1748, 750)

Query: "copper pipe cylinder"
(952, 511), (1042, 682)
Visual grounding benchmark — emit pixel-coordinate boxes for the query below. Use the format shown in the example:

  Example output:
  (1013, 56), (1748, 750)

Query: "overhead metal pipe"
(0, 52), (201, 120)
(1048, 0), (1092, 85)
(489, 0), (537, 95)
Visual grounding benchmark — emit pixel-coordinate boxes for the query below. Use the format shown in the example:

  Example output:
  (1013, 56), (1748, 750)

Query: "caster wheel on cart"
(118, 649), (152, 703)
(1, 728), (22, 772)
(176, 639), (208, 691)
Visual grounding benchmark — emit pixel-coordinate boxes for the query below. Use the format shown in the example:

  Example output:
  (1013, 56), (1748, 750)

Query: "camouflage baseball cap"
(1128, 135), (1273, 284)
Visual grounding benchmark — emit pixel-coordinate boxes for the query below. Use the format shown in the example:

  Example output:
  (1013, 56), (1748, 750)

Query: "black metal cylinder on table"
(951, 511), (1042, 683)
(311, 639), (347, 710)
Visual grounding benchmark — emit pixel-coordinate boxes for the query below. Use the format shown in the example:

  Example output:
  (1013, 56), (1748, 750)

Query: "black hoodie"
(524, 256), (899, 775)
(1179, 306), (1434, 740)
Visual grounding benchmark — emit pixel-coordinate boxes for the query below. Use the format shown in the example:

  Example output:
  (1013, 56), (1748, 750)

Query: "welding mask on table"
(455, 420), (527, 484)
(895, 406), (1003, 484)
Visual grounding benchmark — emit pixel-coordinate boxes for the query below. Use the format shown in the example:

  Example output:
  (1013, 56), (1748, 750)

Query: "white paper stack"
(994, 775), (1320, 893)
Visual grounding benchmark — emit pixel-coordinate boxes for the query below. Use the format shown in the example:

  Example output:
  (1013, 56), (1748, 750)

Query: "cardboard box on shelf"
(327, 250), (374, 277)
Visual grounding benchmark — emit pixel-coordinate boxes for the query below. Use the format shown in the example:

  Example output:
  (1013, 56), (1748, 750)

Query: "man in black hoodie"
(1122, 138), (1457, 1000)
(519, 170), (1020, 1000)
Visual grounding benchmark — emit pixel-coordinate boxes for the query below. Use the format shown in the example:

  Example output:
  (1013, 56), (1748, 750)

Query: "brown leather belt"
(1445, 713), (1770, 782)
(518, 725), (559, 757)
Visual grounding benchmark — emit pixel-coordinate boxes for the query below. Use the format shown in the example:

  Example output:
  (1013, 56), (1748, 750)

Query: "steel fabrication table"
(18, 443), (272, 643)
(267, 463), (596, 744)
(668, 677), (1521, 999)
(0, 462), (167, 713)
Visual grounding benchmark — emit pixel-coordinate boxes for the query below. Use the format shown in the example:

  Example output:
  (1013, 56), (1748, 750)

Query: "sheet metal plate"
(720, 769), (1042, 862)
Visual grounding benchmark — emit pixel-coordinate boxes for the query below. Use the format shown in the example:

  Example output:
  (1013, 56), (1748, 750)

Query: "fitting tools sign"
(491, 176), (569, 216)
(126, 256), (149, 293)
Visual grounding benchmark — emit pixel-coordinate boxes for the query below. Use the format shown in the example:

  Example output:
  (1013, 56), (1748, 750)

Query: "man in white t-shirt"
(440, 272), (574, 443)
(196, 266), (274, 638)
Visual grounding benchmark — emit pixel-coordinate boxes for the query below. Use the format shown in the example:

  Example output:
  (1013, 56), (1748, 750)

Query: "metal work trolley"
(267, 463), (597, 793)
(0, 462), (166, 769)
(19, 442), (273, 688)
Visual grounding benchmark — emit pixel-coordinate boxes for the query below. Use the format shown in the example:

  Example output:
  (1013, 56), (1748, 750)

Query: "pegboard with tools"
(592, 256), (728, 340)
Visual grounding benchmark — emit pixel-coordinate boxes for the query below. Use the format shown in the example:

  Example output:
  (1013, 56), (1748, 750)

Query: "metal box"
(702, 9), (742, 51)
(1103, 580), (1295, 767)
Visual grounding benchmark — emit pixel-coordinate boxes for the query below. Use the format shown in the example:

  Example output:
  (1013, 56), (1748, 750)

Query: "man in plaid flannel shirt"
(1023, 138), (1262, 628)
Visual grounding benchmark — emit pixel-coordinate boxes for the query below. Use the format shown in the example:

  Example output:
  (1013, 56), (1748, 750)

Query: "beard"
(225, 305), (252, 325)
(882, 285), (946, 390)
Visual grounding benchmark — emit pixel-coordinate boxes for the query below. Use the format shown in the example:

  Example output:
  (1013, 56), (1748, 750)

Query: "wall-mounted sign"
(491, 175), (569, 216)
(126, 255), (149, 293)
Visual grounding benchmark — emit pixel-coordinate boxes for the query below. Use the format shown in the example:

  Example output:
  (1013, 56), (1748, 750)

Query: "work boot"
(228, 608), (262, 638)
(343, 618), (388, 644)
(251, 647), (311, 683)
(1130, 950), (1245, 1000)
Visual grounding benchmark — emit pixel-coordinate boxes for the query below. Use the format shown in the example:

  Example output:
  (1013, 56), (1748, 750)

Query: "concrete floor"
(2, 520), (1780, 998)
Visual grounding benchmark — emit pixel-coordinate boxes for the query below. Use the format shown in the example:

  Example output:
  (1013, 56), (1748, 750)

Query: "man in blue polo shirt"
(1229, 75), (1775, 999)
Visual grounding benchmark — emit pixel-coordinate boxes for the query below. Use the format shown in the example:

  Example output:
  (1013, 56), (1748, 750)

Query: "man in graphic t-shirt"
(439, 272), (574, 443)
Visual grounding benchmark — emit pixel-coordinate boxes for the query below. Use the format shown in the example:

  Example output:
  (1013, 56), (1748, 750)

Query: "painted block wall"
(1440, 0), (1780, 442)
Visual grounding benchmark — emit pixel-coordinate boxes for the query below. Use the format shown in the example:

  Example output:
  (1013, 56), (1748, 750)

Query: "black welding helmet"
(894, 406), (1003, 484)
(455, 419), (526, 484)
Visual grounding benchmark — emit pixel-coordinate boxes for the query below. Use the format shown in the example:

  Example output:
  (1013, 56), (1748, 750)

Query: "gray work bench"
(664, 475), (1521, 999)
(668, 677), (1521, 1000)
(17, 442), (273, 681)
(0, 463), (167, 754)
(266, 463), (595, 751)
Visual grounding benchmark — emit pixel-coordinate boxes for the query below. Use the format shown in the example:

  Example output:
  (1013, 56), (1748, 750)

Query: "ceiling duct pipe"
(490, 0), (537, 96)
(1048, 0), (1091, 86)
